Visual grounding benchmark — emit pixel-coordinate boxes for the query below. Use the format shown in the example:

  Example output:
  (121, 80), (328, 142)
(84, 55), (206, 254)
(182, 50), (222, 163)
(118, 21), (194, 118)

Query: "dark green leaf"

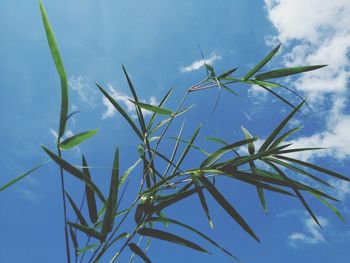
(311, 193), (345, 222)
(102, 147), (119, 235)
(259, 100), (305, 152)
(275, 155), (350, 182)
(68, 222), (103, 240)
(69, 225), (78, 256)
(65, 192), (88, 227)
(138, 228), (211, 254)
(82, 156), (98, 224)
(218, 67), (238, 80)
(199, 175), (260, 242)
(128, 243), (152, 263)
(59, 129), (98, 150)
(255, 65), (327, 80)
(269, 126), (303, 149)
(41, 146), (106, 203)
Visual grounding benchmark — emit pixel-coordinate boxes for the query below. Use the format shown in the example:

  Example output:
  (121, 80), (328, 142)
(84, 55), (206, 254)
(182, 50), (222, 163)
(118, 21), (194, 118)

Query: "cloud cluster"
(288, 216), (328, 247)
(180, 53), (221, 73)
(264, 0), (350, 161)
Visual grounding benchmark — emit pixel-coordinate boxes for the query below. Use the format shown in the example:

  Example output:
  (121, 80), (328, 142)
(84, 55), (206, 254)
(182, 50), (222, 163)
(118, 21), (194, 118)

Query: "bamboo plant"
(1, 1), (348, 262)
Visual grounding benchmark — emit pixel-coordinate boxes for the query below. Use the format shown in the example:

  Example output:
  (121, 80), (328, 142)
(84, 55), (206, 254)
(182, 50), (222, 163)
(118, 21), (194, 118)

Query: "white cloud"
(264, 0), (350, 161)
(69, 75), (97, 107)
(102, 84), (159, 119)
(180, 53), (222, 73)
(288, 216), (328, 247)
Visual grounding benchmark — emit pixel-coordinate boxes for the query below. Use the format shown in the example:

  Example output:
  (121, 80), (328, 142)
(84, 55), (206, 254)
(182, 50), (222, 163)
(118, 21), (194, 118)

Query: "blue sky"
(1, 0), (350, 262)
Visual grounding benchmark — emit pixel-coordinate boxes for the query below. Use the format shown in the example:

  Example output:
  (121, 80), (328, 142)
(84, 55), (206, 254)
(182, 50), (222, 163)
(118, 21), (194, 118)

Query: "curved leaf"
(59, 129), (98, 150)
(255, 65), (327, 80)
(128, 243), (152, 263)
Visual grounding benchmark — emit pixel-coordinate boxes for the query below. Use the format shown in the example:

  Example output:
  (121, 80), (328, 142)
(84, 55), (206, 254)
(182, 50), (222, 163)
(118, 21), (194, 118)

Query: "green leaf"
(244, 44), (281, 80)
(102, 147), (119, 235)
(138, 228), (211, 254)
(168, 137), (210, 156)
(129, 100), (173, 116)
(147, 87), (174, 131)
(172, 125), (202, 173)
(68, 222), (103, 240)
(255, 65), (327, 80)
(259, 100), (305, 152)
(147, 217), (239, 261)
(153, 186), (199, 212)
(69, 225), (78, 256)
(0, 161), (48, 192)
(122, 65), (147, 134)
(311, 193), (345, 222)
(218, 67), (238, 80)
(82, 156), (98, 224)
(269, 126), (303, 149)
(119, 158), (142, 190)
(77, 244), (98, 254)
(128, 243), (152, 263)
(97, 84), (143, 140)
(65, 192), (88, 227)
(198, 175), (260, 242)
(201, 138), (258, 168)
(41, 146), (106, 203)
(241, 126), (255, 155)
(59, 129), (98, 150)
(275, 155), (350, 182)
(39, 1), (68, 138)
(263, 160), (321, 227)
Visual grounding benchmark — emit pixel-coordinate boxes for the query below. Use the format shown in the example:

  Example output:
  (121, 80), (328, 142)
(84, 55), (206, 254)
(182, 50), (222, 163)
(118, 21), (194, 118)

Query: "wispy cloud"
(102, 84), (159, 119)
(69, 75), (97, 107)
(180, 53), (222, 73)
(16, 188), (43, 205)
(288, 216), (328, 247)
(264, 0), (350, 161)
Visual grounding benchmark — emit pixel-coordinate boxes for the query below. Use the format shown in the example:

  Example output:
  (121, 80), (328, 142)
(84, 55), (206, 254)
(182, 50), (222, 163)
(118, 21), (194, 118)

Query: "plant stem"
(57, 143), (71, 263)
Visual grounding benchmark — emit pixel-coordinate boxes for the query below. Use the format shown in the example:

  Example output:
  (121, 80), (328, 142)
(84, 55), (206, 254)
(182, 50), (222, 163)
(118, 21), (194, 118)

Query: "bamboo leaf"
(129, 100), (173, 116)
(259, 100), (305, 152)
(255, 65), (327, 80)
(68, 222), (103, 240)
(0, 161), (48, 192)
(218, 67), (238, 80)
(82, 156), (98, 224)
(69, 225), (78, 256)
(128, 243), (152, 263)
(41, 146), (106, 203)
(310, 193), (345, 222)
(39, 1), (68, 138)
(119, 158), (142, 190)
(269, 126), (303, 149)
(97, 83), (143, 140)
(102, 147), (119, 235)
(275, 155), (350, 182)
(201, 138), (257, 168)
(244, 44), (281, 80)
(199, 175), (260, 242)
(65, 192), (88, 227)
(138, 228), (211, 254)
(241, 126), (255, 155)
(77, 244), (98, 254)
(59, 129), (98, 150)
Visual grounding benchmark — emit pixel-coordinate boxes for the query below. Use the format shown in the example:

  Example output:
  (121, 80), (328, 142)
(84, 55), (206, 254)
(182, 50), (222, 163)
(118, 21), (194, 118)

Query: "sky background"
(1, 0), (350, 262)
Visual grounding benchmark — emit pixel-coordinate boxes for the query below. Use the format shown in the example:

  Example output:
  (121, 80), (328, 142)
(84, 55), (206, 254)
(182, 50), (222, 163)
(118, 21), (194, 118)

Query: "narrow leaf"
(39, 1), (68, 138)
(129, 100), (173, 116)
(59, 129), (98, 150)
(255, 65), (327, 80)
(65, 192), (88, 226)
(128, 243), (152, 263)
(102, 147), (119, 235)
(244, 44), (281, 80)
(138, 228), (210, 254)
(68, 222), (103, 240)
(82, 156), (98, 224)
(199, 175), (260, 242)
